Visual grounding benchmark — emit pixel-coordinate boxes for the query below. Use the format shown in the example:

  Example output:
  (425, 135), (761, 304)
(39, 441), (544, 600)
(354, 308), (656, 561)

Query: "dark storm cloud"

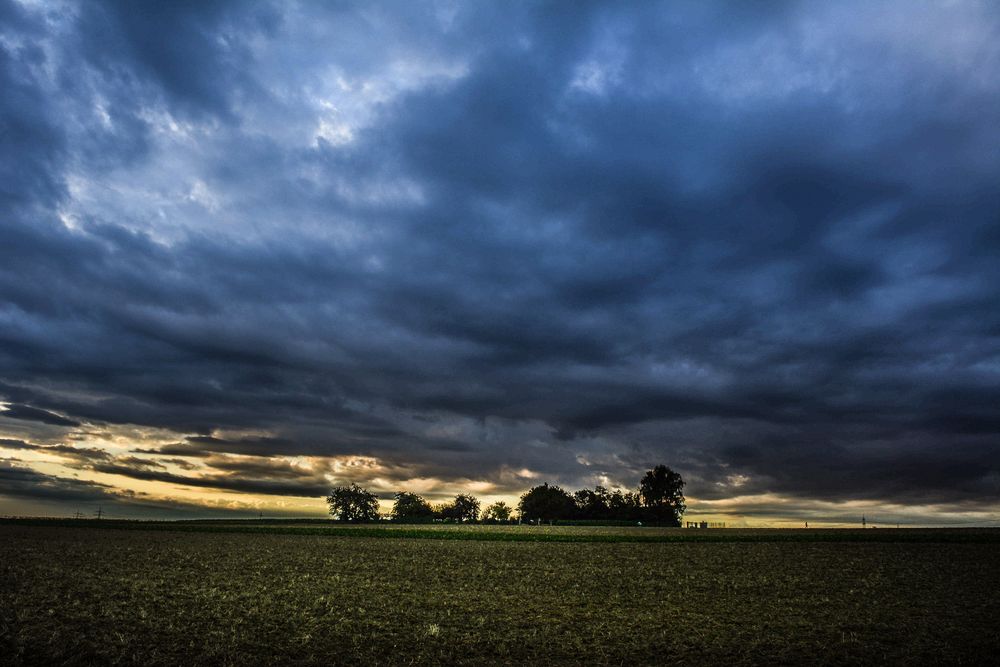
(88, 460), (330, 498)
(0, 438), (33, 450)
(0, 2), (65, 209)
(0, 437), (110, 461)
(160, 457), (199, 471)
(0, 436), (330, 498)
(162, 436), (306, 458)
(1, 1), (999, 515)
(1, 403), (80, 427)
(138, 434), (409, 462)
(0, 458), (307, 518)
(65, 0), (283, 148)
(0, 458), (119, 503)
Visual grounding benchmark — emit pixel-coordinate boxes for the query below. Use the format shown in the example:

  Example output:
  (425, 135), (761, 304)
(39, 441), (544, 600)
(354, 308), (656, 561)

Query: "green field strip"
(3, 518), (999, 543)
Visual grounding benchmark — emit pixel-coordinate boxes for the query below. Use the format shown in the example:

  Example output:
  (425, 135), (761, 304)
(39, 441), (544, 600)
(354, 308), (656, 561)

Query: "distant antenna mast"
(95, 506), (103, 520)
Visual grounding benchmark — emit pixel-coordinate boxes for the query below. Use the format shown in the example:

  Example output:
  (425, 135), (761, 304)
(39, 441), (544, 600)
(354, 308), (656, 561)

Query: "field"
(2, 522), (999, 665)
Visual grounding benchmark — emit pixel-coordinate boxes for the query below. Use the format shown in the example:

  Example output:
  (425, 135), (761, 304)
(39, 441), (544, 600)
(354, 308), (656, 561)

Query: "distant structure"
(685, 520), (726, 528)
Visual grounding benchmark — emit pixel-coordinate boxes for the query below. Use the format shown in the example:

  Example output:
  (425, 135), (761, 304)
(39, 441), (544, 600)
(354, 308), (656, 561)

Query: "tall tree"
(573, 486), (610, 520)
(326, 483), (380, 522)
(390, 491), (434, 521)
(481, 501), (512, 522)
(638, 465), (686, 526)
(438, 493), (480, 522)
(608, 488), (643, 521)
(518, 483), (576, 521)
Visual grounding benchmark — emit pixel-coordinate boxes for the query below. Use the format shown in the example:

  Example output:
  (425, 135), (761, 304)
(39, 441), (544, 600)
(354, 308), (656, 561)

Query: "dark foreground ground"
(2, 523), (999, 666)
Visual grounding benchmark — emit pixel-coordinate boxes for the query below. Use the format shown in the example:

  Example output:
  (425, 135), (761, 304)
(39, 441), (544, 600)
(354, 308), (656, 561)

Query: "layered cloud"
(1, 0), (999, 523)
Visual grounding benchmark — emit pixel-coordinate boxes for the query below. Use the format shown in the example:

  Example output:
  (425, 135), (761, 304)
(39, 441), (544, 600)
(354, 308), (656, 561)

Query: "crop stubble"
(2, 525), (998, 665)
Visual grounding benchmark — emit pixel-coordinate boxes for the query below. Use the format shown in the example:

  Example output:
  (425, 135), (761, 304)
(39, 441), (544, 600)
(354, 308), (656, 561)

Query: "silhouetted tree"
(573, 486), (610, 520)
(326, 483), (380, 522)
(518, 483), (576, 521)
(438, 493), (480, 522)
(638, 465), (685, 526)
(481, 501), (512, 522)
(607, 488), (643, 521)
(391, 491), (434, 521)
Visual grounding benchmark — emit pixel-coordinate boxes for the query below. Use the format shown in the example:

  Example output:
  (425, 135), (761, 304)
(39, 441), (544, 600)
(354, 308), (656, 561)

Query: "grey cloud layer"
(1, 0), (999, 513)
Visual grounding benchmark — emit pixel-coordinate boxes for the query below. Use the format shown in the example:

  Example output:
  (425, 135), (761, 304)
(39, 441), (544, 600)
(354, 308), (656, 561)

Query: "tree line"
(326, 464), (686, 526)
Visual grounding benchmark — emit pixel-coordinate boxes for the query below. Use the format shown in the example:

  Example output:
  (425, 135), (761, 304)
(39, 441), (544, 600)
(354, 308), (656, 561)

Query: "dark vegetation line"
(3, 519), (999, 543)
(328, 465), (688, 525)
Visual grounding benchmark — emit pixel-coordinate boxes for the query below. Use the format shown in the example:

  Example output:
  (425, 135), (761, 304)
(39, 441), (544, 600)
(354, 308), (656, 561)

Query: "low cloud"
(1, 404), (80, 427)
(0, 458), (120, 503)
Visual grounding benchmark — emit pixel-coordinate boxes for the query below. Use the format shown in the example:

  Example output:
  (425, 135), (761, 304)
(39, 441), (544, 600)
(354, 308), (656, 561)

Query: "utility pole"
(95, 506), (103, 520)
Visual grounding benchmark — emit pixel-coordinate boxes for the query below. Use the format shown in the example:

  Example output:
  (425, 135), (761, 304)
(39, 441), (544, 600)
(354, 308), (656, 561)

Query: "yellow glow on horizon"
(3, 431), (997, 526)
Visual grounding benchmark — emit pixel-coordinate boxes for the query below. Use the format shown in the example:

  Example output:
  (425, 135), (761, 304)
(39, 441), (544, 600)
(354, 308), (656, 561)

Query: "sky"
(1, 0), (999, 526)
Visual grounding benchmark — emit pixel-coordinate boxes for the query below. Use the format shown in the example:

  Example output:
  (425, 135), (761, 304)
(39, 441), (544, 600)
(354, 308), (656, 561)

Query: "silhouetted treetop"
(391, 491), (434, 521)
(482, 501), (512, 522)
(326, 484), (380, 522)
(438, 493), (480, 522)
(638, 465), (686, 526)
(518, 483), (576, 521)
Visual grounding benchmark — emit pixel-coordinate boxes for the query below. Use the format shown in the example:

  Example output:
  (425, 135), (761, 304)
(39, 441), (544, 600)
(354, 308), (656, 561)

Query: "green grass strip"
(3, 518), (1000, 543)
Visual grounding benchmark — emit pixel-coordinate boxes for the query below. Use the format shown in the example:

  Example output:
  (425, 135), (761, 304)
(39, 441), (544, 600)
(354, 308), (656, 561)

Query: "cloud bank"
(1, 0), (998, 523)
